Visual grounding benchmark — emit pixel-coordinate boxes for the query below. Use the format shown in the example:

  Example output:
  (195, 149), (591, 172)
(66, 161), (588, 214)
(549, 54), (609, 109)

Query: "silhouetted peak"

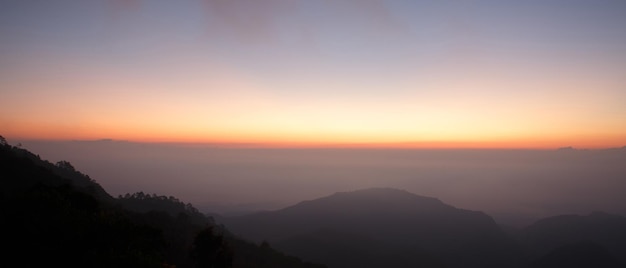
(268, 188), (469, 222)
(332, 187), (439, 200)
(225, 188), (509, 268)
(290, 187), (447, 211)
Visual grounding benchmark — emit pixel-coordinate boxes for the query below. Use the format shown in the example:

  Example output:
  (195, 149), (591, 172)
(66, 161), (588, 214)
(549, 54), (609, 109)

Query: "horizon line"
(6, 137), (626, 150)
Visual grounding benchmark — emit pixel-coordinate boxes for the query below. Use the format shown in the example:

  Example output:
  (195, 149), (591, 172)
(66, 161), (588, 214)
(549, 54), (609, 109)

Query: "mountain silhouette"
(0, 140), (111, 201)
(223, 188), (523, 268)
(5, 135), (625, 268)
(0, 137), (325, 268)
(521, 211), (626, 264)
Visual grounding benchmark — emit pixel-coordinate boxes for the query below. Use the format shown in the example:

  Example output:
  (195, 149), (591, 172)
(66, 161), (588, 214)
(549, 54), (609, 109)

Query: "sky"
(2, 0), (626, 148)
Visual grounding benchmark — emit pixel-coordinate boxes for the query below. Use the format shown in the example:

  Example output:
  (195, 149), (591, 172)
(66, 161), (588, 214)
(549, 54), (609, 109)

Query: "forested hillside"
(0, 136), (325, 268)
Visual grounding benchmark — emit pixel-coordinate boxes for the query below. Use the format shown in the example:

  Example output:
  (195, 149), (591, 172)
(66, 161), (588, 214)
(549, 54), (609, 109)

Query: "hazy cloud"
(108, 0), (403, 43)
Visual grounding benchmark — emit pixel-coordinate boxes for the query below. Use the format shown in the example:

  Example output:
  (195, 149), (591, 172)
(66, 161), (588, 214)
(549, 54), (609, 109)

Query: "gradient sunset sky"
(1, 0), (625, 148)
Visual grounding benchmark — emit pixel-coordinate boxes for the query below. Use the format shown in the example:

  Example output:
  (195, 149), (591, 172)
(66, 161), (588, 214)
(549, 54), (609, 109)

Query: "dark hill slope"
(224, 188), (523, 268)
(0, 139), (111, 201)
(521, 211), (626, 264)
(531, 241), (623, 268)
(0, 138), (325, 268)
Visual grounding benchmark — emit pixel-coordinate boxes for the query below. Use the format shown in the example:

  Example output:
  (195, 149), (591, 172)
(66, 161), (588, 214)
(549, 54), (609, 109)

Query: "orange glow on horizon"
(4, 123), (624, 149)
(2, 46), (625, 150)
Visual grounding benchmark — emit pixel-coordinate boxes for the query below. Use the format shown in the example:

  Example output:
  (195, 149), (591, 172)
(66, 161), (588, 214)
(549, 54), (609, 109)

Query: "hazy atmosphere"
(15, 139), (626, 226)
(2, 1), (626, 267)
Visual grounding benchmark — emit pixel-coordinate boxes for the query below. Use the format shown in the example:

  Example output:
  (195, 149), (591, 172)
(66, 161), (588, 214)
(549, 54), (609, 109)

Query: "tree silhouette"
(56, 160), (76, 171)
(191, 226), (233, 268)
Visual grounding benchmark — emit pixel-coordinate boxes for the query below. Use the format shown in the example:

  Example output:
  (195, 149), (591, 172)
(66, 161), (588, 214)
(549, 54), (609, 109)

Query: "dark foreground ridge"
(0, 136), (325, 268)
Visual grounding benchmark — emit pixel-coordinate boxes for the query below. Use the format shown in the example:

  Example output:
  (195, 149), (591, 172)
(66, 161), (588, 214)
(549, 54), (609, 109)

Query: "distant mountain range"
(223, 188), (522, 268)
(2, 136), (625, 268)
(520, 211), (626, 265)
(222, 188), (626, 268)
